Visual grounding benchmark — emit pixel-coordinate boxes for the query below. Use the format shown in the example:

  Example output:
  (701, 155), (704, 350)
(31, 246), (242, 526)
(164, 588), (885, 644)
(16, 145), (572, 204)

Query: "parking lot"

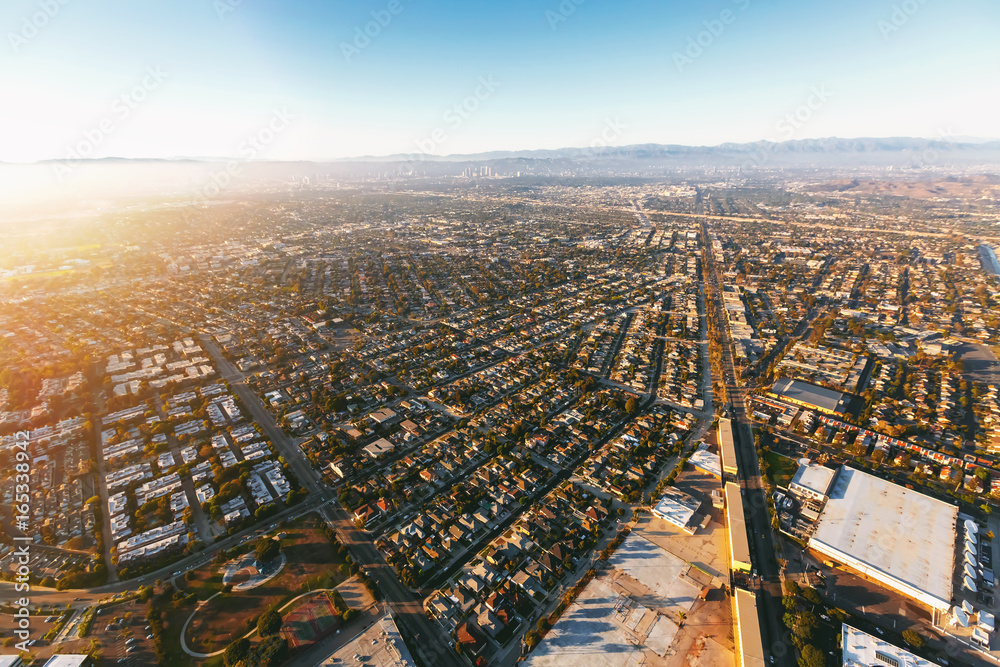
(90, 599), (156, 666)
(0, 546), (93, 583)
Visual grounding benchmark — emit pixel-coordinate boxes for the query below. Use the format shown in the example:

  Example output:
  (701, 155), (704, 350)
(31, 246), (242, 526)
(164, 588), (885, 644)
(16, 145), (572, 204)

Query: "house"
(477, 608), (504, 638)
(536, 552), (559, 574)
(449, 587), (477, 613)
(512, 569), (545, 597)
(472, 562), (500, 587)
(363, 438), (394, 459)
(456, 621), (486, 656)
(461, 573), (487, 594)
(353, 505), (378, 527)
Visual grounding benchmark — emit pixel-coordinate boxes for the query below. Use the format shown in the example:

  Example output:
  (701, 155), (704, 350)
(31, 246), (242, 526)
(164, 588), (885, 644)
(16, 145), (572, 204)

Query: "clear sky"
(1, 0), (998, 162)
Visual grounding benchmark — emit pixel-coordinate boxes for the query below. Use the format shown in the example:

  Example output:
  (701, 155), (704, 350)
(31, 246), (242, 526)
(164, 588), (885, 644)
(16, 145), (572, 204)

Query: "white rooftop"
(789, 462), (836, 497)
(688, 443), (722, 477)
(651, 489), (702, 532)
(841, 624), (940, 667)
(810, 467), (957, 611)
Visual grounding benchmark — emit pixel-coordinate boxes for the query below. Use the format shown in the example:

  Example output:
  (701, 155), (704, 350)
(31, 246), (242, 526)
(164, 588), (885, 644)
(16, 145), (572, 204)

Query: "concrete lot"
(312, 610), (415, 667)
(632, 466), (735, 667)
(530, 465), (736, 667)
(527, 575), (674, 667)
(608, 533), (700, 615)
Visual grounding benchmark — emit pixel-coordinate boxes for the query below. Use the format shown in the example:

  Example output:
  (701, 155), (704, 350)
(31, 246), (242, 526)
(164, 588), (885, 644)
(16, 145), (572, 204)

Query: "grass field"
(766, 451), (800, 488)
(182, 516), (348, 654)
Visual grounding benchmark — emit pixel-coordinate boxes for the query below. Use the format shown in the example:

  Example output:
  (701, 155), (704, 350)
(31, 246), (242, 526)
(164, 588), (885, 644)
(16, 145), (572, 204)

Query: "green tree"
(901, 629), (925, 648)
(256, 538), (280, 563)
(798, 644), (826, 667)
(257, 610), (283, 637)
(802, 587), (822, 605)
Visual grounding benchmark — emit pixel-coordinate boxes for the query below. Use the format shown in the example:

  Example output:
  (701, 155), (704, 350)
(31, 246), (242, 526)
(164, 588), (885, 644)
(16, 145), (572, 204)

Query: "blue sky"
(1, 0), (998, 161)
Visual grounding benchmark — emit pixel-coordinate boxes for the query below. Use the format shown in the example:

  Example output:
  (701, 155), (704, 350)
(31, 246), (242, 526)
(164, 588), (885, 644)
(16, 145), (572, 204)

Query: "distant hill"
(11, 136), (1000, 168)
(339, 137), (1000, 165)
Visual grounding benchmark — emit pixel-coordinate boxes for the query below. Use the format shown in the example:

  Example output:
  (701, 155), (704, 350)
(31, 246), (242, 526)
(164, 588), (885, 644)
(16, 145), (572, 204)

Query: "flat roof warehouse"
(809, 467), (957, 611)
(769, 377), (853, 416)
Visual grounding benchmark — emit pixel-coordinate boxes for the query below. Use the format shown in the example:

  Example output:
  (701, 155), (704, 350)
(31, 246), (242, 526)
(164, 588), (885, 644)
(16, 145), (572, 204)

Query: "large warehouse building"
(769, 377), (853, 416)
(808, 467), (958, 612)
(725, 481), (752, 573)
(719, 418), (738, 477)
(734, 589), (765, 667)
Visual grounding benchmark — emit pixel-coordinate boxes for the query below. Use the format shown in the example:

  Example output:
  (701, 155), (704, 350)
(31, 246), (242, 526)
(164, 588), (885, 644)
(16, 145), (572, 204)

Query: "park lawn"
(156, 600), (225, 667)
(766, 451), (799, 488)
(184, 515), (348, 654)
(177, 568), (227, 601)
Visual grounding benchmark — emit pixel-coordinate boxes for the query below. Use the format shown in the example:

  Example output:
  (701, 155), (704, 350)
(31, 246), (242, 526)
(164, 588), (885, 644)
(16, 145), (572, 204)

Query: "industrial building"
(841, 624), (940, 667)
(734, 589), (765, 667)
(689, 442), (722, 477)
(769, 377), (854, 416)
(724, 481), (752, 573)
(809, 467), (957, 612)
(719, 418), (738, 476)
(651, 488), (704, 534)
(788, 461), (837, 503)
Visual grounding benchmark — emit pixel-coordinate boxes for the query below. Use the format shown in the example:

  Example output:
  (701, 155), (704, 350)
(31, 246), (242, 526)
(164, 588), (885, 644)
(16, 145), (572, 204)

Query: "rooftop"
(789, 462), (837, 497)
(841, 624), (940, 667)
(809, 467), (957, 611)
(688, 442), (722, 477)
(651, 488), (702, 532)
(735, 589), (765, 667)
(771, 377), (853, 414)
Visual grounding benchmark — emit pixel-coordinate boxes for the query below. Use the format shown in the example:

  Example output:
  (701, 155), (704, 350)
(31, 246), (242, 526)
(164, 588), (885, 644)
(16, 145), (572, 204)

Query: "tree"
(256, 538), (280, 564)
(224, 636), (250, 666)
(257, 609), (283, 637)
(802, 587), (822, 605)
(784, 580), (801, 596)
(798, 643), (826, 667)
(625, 396), (639, 415)
(901, 629), (925, 648)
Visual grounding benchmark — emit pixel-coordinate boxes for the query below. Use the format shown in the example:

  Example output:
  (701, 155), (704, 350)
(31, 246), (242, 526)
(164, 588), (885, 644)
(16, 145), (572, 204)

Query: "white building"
(841, 624), (940, 667)
(810, 468), (957, 611)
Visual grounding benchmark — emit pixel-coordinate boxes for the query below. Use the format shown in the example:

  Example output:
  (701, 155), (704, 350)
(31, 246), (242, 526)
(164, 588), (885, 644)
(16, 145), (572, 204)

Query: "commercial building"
(733, 589), (765, 667)
(724, 481), (752, 573)
(809, 467), (957, 612)
(788, 462), (837, 502)
(719, 418), (738, 476)
(689, 442), (722, 478)
(651, 488), (703, 534)
(841, 624), (940, 667)
(769, 378), (853, 416)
